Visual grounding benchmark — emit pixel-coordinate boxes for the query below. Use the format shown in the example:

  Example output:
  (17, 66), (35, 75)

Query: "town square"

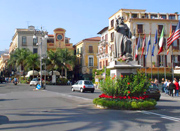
(0, 0), (180, 130)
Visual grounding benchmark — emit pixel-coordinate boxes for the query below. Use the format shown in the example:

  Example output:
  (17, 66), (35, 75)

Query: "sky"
(0, 0), (180, 51)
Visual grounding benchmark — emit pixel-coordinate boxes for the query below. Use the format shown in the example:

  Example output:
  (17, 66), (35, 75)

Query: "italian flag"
(158, 26), (164, 54)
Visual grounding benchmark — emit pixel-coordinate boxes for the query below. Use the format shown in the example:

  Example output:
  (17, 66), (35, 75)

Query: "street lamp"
(33, 27), (48, 89)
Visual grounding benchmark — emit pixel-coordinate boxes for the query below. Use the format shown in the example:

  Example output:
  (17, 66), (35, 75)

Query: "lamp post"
(33, 27), (48, 89)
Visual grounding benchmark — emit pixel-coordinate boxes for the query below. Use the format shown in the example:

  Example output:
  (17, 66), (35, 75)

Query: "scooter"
(14, 81), (17, 85)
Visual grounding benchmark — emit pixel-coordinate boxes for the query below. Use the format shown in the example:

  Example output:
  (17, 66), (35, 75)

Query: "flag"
(135, 35), (141, 58)
(167, 20), (180, 46)
(152, 30), (158, 56)
(158, 26), (164, 54)
(167, 31), (175, 47)
(141, 34), (146, 58)
(167, 24), (172, 55)
(145, 32), (151, 58)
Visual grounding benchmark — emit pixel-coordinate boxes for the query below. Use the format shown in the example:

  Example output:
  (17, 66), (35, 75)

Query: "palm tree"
(8, 48), (31, 76)
(46, 50), (59, 76)
(25, 53), (40, 78)
(56, 48), (75, 77)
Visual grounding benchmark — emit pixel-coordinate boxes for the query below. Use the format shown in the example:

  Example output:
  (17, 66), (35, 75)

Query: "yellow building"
(47, 28), (73, 52)
(47, 28), (74, 78)
(75, 37), (100, 80)
(0, 54), (9, 76)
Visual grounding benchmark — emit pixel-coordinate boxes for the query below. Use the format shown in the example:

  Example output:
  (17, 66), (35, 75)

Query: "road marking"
(139, 111), (180, 122)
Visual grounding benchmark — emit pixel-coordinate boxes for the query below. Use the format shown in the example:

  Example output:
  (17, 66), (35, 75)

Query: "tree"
(25, 53), (39, 78)
(8, 48), (31, 76)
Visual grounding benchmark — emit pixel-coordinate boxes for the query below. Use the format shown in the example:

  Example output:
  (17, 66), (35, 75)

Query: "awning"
(39, 70), (49, 76)
(49, 71), (60, 76)
(27, 70), (39, 76)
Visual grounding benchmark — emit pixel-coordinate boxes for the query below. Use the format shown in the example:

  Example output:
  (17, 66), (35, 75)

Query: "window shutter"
(157, 55), (160, 67)
(177, 39), (179, 50)
(143, 55), (146, 67)
(178, 55), (180, 62)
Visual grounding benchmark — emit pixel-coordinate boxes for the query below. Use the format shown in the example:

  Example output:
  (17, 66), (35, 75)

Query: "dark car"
(145, 83), (161, 101)
(0, 77), (6, 83)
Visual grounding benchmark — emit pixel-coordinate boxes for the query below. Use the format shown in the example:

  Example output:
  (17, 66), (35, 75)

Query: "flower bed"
(93, 72), (157, 110)
(93, 97), (157, 110)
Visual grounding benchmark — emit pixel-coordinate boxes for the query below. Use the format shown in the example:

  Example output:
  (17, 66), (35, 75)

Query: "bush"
(93, 98), (157, 110)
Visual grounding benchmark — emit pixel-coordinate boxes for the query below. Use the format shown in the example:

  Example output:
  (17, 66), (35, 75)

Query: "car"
(30, 78), (39, 86)
(71, 80), (95, 93)
(145, 83), (161, 101)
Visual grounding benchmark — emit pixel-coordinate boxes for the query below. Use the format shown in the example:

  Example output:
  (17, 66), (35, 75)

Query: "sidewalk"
(160, 92), (180, 101)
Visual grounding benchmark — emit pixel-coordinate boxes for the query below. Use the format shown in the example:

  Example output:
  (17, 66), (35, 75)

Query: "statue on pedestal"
(114, 17), (132, 62)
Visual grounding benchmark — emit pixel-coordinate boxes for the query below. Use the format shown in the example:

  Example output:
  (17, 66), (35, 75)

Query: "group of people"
(161, 78), (180, 97)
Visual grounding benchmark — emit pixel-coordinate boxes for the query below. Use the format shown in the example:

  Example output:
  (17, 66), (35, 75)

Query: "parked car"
(71, 80), (95, 93)
(30, 78), (39, 86)
(145, 83), (161, 101)
(0, 77), (6, 83)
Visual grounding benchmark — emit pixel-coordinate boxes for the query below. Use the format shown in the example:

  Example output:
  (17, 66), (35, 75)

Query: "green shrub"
(93, 98), (157, 110)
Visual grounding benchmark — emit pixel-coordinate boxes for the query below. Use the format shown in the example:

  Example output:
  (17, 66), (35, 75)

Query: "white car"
(71, 80), (95, 93)
(30, 78), (39, 86)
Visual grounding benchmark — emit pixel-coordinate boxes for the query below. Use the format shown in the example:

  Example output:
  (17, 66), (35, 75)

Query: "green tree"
(8, 48), (31, 76)
(25, 53), (40, 78)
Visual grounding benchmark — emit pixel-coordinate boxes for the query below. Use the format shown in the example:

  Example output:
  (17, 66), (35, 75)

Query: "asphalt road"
(0, 83), (180, 131)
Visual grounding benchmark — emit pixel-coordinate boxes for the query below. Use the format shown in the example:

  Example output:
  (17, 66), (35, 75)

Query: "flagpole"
(164, 41), (166, 80)
(150, 35), (152, 80)
(172, 45), (174, 80)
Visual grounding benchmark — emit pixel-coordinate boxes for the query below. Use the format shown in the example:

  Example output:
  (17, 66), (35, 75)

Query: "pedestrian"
(154, 78), (158, 87)
(161, 78), (165, 92)
(168, 80), (175, 97)
(174, 79), (179, 97)
(164, 79), (168, 94)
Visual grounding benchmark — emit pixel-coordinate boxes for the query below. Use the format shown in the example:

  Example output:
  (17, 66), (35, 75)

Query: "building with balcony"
(9, 26), (47, 75)
(75, 37), (100, 80)
(0, 53), (10, 76)
(106, 9), (179, 73)
(97, 26), (109, 69)
(9, 26), (47, 55)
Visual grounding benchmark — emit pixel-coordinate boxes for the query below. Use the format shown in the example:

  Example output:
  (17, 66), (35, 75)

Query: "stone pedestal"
(107, 61), (142, 78)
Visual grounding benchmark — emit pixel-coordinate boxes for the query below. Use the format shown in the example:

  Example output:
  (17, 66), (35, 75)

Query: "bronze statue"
(114, 17), (132, 61)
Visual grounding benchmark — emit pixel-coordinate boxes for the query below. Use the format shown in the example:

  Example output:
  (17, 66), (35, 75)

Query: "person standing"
(154, 78), (158, 87)
(174, 79), (179, 97)
(169, 80), (175, 97)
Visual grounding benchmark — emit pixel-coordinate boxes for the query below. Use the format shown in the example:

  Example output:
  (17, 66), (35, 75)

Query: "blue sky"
(0, 0), (179, 51)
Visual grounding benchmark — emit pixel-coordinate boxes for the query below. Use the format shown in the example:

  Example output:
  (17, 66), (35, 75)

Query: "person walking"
(169, 80), (175, 97)
(154, 78), (159, 87)
(174, 79), (179, 97)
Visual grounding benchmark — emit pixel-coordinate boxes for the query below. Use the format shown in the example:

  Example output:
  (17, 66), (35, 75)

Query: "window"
(158, 25), (163, 35)
(151, 14), (157, 19)
(111, 19), (114, 28)
(157, 55), (167, 67)
(77, 48), (79, 54)
(88, 56), (93, 66)
(47, 39), (54, 43)
(160, 15), (166, 19)
(33, 48), (38, 54)
(78, 81), (82, 85)
(132, 14), (138, 18)
(169, 15), (175, 20)
(89, 46), (93, 53)
(33, 37), (38, 46)
(137, 24), (143, 34)
(100, 62), (102, 69)
(22, 36), (26, 45)
(111, 32), (114, 42)
(106, 60), (108, 66)
(172, 25), (177, 32)
(106, 45), (108, 53)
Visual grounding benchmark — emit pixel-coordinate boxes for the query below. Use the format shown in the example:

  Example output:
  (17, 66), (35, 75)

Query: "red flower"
(121, 75), (123, 77)
(127, 83), (130, 85)
(128, 91), (130, 94)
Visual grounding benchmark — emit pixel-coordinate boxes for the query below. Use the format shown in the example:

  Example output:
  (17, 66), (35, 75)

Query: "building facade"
(0, 54), (10, 76)
(75, 37), (100, 80)
(98, 9), (179, 73)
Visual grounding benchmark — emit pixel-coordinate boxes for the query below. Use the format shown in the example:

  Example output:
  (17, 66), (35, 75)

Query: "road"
(0, 83), (180, 131)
